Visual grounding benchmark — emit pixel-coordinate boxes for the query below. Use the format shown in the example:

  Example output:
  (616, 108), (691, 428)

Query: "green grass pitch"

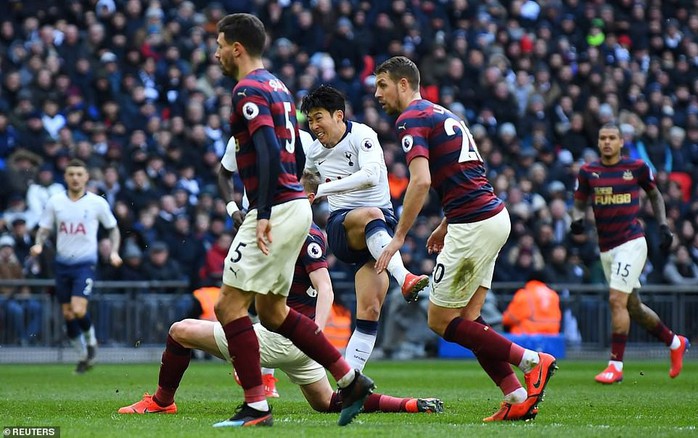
(1, 359), (696, 437)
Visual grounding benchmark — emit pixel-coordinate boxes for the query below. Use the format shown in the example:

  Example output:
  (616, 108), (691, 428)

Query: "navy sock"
(364, 218), (390, 239)
(75, 314), (92, 332)
(66, 319), (81, 339)
(355, 318), (379, 336)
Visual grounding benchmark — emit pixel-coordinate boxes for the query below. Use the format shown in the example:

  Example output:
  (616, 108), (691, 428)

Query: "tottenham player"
(300, 85), (429, 372)
(118, 172), (443, 416)
(572, 123), (689, 384)
(374, 56), (557, 422)
(212, 14), (373, 428)
(31, 159), (122, 374)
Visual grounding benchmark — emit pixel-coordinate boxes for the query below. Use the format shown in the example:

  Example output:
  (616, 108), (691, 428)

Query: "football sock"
(517, 349), (540, 374)
(443, 317), (524, 365)
(261, 367), (275, 376)
(609, 360), (623, 371)
(222, 317), (265, 405)
(75, 314), (96, 347)
(66, 318), (81, 339)
(472, 316), (519, 395)
(365, 219), (408, 286)
(649, 321), (675, 346)
(610, 333), (628, 362)
(154, 335), (191, 407)
(247, 400), (269, 412)
(345, 319), (378, 371)
(66, 319), (85, 356)
(328, 392), (410, 413)
(504, 387), (528, 404)
(669, 335), (681, 350)
(275, 308), (351, 385)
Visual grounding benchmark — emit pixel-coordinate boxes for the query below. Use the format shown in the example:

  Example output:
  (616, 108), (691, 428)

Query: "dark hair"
(375, 56), (421, 91)
(599, 122), (621, 134)
(216, 13), (266, 58)
(66, 158), (87, 170)
(300, 85), (346, 116)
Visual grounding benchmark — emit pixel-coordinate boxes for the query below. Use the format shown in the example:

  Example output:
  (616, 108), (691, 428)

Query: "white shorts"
(600, 237), (647, 293)
(223, 199), (312, 296)
(213, 322), (326, 386)
(430, 208), (511, 308)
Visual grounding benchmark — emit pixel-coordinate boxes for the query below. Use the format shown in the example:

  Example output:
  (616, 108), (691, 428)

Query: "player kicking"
(572, 123), (690, 384)
(301, 85), (429, 372)
(206, 15), (375, 427)
(118, 173), (443, 417)
(374, 56), (557, 422)
(31, 159), (122, 374)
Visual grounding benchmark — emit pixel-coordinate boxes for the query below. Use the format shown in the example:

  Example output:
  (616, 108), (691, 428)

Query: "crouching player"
(118, 173), (443, 416)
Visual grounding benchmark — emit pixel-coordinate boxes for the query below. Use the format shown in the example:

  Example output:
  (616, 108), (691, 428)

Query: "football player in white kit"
(300, 85), (429, 372)
(31, 159), (122, 373)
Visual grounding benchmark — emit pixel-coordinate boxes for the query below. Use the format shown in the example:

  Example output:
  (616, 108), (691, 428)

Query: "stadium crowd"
(2, 0), (698, 345)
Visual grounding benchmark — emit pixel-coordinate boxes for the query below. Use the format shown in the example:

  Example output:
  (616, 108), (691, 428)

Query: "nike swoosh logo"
(532, 368), (543, 389)
(356, 349), (371, 354)
(318, 160), (326, 165)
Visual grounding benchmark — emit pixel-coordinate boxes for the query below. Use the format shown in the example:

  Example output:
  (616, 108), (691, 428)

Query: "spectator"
(198, 231), (232, 286)
(663, 245), (698, 285)
(502, 271), (561, 335)
(26, 164), (63, 219)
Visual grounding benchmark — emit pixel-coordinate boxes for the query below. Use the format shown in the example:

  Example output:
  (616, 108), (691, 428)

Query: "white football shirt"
(39, 191), (117, 265)
(304, 121), (391, 212)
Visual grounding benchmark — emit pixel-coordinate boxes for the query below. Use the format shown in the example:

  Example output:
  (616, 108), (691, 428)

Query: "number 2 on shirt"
(444, 118), (483, 163)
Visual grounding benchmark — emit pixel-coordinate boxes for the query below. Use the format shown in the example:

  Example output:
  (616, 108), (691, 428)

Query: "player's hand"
(659, 224), (673, 252)
(29, 244), (43, 257)
(256, 219), (272, 255)
(110, 252), (123, 267)
(570, 219), (585, 235)
(427, 223), (447, 254)
(232, 210), (245, 228)
(375, 236), (403, 274)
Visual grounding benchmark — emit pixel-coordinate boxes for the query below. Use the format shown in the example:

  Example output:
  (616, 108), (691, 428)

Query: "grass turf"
(0, 359), (696, 437)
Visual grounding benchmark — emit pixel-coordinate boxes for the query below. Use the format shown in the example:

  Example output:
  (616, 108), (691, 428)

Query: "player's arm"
(315, 137), (382, 198)
(218, 137), (245, 227)
(252, 126), (281, 221)
(107, 226), (122, 267)
(30, 227), (51, 256)
(308, 267), (333, 331)
(647, 186), (673, 250)
(376, 156), (430, 273)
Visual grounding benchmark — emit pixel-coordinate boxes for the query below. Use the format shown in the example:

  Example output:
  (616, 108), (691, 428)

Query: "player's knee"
(608, 294), (627, 311)
(61, 308), (74, 320)
(363, 207), (385, 221)
(169, 319), (194, 343)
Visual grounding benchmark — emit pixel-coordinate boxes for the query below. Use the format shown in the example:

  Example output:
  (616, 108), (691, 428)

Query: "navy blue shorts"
(326, 208), (397, 265)
(54, 262), (96, 304)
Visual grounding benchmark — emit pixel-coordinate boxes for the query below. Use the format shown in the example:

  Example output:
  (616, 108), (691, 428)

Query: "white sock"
(517, 349), (540, 373)
(70, 335), (87, 358)
(247, 400), (269, 411)
(504, 387), (528, 404)
(337, 369), (356, 388)
(83, 326), (97, 347)
(669, 335), (681, 350)
(261, 367), (275, 376)
(345, 330), (377, 372)
(609, 360), (623, 371)
(366, 229), (408, 285)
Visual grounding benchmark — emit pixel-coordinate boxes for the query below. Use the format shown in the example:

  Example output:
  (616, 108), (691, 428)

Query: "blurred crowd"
(3, 0), (698, 331)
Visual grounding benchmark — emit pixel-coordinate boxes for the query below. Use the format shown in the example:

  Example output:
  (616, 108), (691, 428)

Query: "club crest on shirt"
(623, 170), (633, 180)
(242, 102), (259, 120)
(361, 138), (374, 152)
(401, 134), (414, 153)
(307, 242), (322, 259)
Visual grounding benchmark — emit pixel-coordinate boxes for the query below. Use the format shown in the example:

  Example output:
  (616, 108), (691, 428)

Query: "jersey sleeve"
(232, 83), (275, 136)
(221, 137), (238, 172)
(98, 197), (118, 229)
(638, 161), (658, 192)
(355, 127), (384, 170)
(574, 166), (591, 202)
(300, 231), (328, 274)
(397, 113), (430, 165)
(38, 197), (56, 229)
